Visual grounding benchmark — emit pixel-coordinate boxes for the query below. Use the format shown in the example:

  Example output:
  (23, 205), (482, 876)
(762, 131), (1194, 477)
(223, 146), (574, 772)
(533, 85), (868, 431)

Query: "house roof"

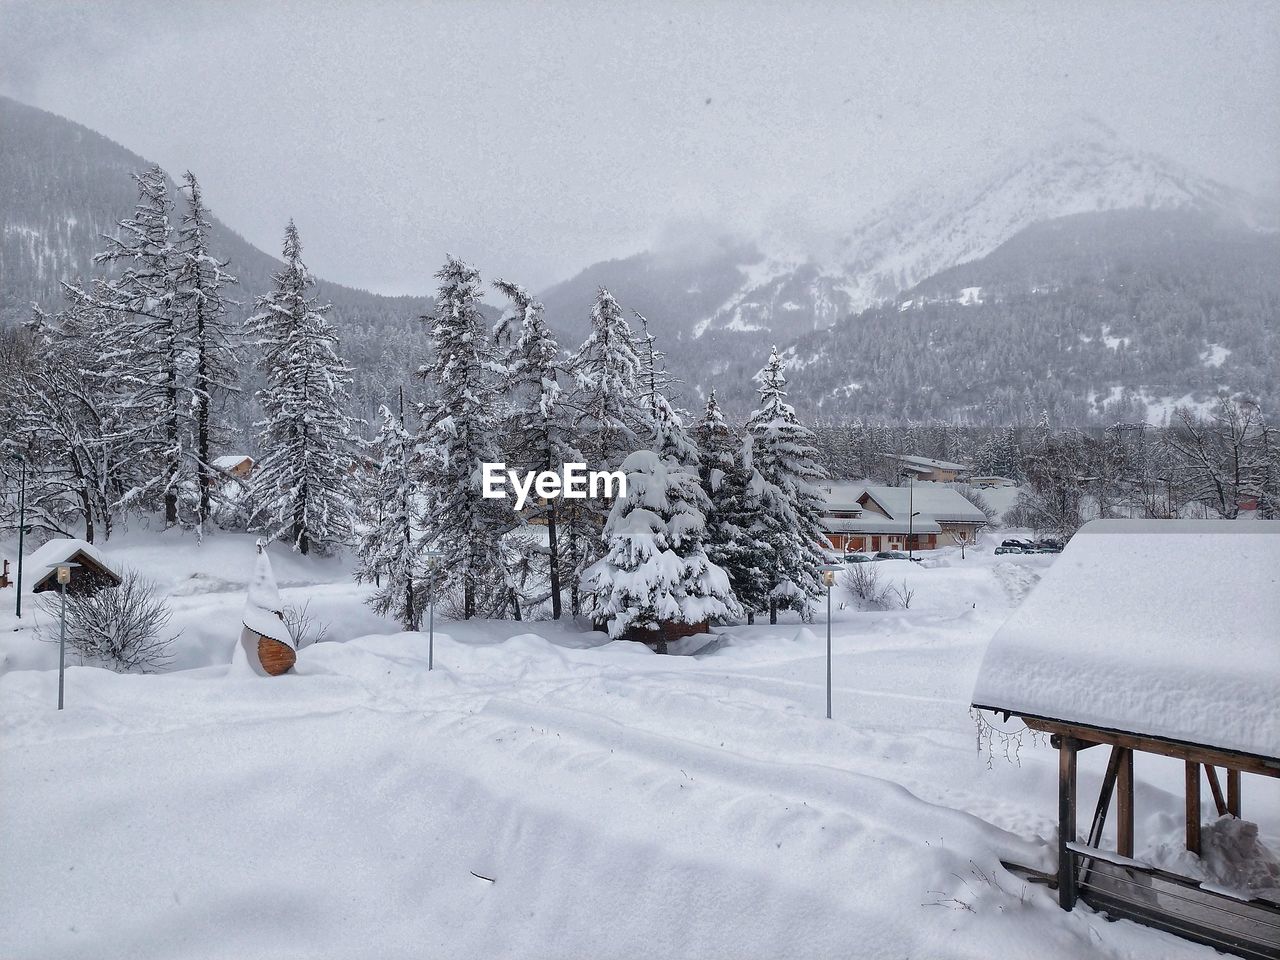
(25, 538), (122, 592)
(822, 516), (941, 535)
(971, 519), (1280, 760)
(214, 455), (253, 470)
(892, 454), (971, 473)
(859, 484), (989, 524)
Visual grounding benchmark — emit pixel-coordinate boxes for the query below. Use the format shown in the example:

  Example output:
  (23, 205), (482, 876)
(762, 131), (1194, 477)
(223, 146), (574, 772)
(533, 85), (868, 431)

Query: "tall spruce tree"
(355, 395), (421, 628)
(747, 347), (832, 623)
(494, 279), (578, 619)
(246, 221), (357, 555)
(564, 287), (647, 612)
(693, 391), (770, 622)
(71, 166), (185, 525)
(174, 171), (239, 533)
(634, 312), (698, 464)
(417, 256), (512, 618)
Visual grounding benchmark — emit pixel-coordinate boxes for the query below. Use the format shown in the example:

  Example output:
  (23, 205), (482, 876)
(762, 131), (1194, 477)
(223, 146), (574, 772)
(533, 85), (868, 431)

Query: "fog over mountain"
(2, 93), (1276, 428)
(2, 1), (1275, 293)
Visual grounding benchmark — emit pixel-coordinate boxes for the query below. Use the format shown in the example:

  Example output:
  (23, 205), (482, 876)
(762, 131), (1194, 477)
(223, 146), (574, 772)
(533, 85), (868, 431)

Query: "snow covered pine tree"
(173, 171), (240, 535)
(493, 279), (580, 619)
(693, 391), (771, 622)
(417, 256), (513, 619)
(582, 450), (741, 653)
(563, 287), (648, 612)
(354, 397), (422, 629)
(747, 347), (833, 623)
(245, 221), (358, 555)
(69, 166), (186, 526)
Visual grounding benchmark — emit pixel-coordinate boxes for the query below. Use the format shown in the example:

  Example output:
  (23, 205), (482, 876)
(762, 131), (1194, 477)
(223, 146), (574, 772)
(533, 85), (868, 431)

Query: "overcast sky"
(2, 0), (1277, 294)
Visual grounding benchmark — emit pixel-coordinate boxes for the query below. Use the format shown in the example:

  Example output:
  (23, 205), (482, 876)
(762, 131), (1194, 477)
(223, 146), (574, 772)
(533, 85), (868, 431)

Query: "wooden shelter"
(26, 538), (122, 595)
(972, 520), (1280, 959)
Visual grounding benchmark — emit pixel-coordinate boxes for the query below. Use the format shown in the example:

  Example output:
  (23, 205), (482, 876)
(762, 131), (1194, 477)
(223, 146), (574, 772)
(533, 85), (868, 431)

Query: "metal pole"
(16, 459), (25, 618)
(428, 566), (435, 671)
(907, 475), (914, 560)
(57, 579), (66, 710)
(825, 581), (832, 720)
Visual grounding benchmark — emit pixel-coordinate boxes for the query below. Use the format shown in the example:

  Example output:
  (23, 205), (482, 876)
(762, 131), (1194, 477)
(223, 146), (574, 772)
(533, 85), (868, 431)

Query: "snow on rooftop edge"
(972, 519), (1280, 760)
(24, 538), (119, 588)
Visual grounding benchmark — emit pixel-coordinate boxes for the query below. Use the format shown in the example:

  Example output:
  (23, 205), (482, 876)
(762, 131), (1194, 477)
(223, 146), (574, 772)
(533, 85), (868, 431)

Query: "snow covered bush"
(39, 570), (175, 672)
(582, 450), (741, 647)
(282, 600), (330, 648)
(840, 563), (892, 609)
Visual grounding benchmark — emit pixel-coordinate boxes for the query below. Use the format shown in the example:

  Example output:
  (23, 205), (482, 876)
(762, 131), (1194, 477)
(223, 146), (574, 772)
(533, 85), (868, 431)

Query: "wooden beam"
(1017, 715), (1280, 779)
(1117, 748), (1134, 858)
(1059, 737), (1079, 910)
(1186, 761), (1202, 855)
(1227, 768), (1241, 818)
(1085, 745), (1124, 849)
(1205, 766), (1227, 817)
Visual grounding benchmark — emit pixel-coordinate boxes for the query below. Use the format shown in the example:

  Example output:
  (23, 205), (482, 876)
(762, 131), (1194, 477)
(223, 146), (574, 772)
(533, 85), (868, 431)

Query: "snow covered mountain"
(826, 117), (1266, 317)
(544, 117), (1269, 349)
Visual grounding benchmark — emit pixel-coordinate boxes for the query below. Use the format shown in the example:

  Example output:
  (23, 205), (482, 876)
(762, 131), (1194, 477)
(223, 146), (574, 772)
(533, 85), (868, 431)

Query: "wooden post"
(1057, 735), (1079, 909)
(1117, 748), (1134, 858)
(1227, 768), (1241, 818)
(1186, 761), (1202, 855)
(1205, 766), (1228, 817)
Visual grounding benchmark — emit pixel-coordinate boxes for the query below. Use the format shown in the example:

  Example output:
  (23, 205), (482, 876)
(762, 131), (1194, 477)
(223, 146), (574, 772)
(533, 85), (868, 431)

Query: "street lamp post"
(5, 448), (27, 618)
(819, 564), (842, 720)
(48, 561), (79, 710)
(16, 455), (26, 618)
(900, 472), (921, 560)
(424, 548), (444, 670)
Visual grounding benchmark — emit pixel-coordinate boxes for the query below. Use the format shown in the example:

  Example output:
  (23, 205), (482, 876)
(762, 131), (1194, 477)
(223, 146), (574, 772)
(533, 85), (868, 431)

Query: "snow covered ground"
(2, 532), (1275, 959)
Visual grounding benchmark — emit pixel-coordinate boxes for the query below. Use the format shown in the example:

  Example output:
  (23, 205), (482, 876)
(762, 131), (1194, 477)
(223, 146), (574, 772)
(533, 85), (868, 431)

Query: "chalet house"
(889, 453), (971, 483)
(213, 455), (255, 481)
(821, 483), (988, 553)
(972, 520), (1279, 959)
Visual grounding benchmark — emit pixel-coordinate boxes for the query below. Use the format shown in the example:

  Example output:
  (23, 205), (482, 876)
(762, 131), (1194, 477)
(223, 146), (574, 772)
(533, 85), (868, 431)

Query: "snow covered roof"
(892, 454), (970, 473)
(860, 485), (989, 524)
(213, 455), (253, 470)
(25, 538), (121, 592)
(822, 516), (941, 535)
(823, 483), (869, 511)
(972, 519), (1280, 760)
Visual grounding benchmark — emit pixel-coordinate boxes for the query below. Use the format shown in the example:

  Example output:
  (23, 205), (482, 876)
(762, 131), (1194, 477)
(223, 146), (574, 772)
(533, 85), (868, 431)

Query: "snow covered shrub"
(283, 600), (330, 648)
(39, 570), (175, 672)
(840, 563), (892, 608)
(890, 579), (916, 609)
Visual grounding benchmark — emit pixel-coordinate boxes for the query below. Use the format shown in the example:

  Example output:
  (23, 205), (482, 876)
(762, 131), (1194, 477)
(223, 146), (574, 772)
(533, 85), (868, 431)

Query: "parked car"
(994, 545), (1024, 555)
(874, 550), (920, 562)
(1033, 539), (1064, 553)
(1001, 538), (1036, 550)
(843, 553), (874, 563)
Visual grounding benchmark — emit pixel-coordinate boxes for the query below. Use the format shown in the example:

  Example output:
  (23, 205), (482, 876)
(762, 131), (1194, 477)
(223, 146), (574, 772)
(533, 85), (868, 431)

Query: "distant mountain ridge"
(2, 96), (1275, 427)
(542, 117), (1273, 350)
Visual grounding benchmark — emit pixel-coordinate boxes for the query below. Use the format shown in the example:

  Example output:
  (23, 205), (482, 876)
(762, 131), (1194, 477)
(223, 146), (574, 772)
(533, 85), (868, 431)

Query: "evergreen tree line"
(354, 258), (832, 633)
(0, 166), (357, 554)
